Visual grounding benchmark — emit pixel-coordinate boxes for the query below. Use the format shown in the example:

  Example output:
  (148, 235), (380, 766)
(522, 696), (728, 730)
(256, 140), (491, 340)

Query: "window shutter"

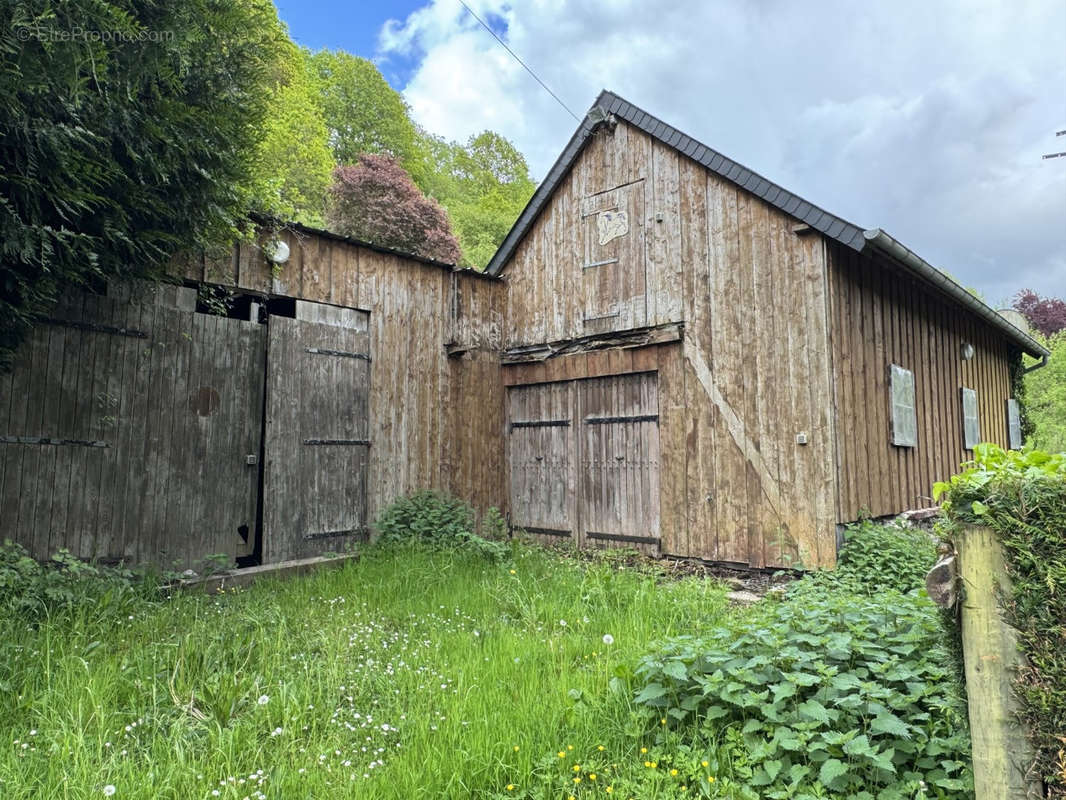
(1006, 398), (1022, 450)
(961, 387), (980, 450)
(889, 364), (917, 447)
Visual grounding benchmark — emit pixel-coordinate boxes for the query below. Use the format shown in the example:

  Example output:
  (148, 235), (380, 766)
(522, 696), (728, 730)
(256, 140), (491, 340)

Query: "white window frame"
(961, 387), (980, 450)
(889, 364), (917, 447)
(1006, 398), (1022, 450)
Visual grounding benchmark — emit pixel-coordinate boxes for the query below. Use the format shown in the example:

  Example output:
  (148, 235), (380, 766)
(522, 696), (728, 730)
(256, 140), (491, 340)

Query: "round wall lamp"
(265, 239), (290, 265)
(961, 342), (975, 361)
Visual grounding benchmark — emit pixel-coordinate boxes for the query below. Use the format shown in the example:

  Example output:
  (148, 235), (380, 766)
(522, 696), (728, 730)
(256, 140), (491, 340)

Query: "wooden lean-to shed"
(489, 90), (1048, 569)
(0, 227), (507, 569)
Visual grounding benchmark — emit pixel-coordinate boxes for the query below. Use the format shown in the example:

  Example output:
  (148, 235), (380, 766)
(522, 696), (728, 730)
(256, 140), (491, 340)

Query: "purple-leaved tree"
(326, 154), (461, 264)
(1013, 290), (1066, 337)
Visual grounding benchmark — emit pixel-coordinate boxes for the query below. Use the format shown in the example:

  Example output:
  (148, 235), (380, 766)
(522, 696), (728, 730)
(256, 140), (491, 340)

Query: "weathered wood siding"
(186, 231), (509, 524)
(502, 121), (838, 568)
(504, 123), (682, 346)
(0, 284), (263, 566)
(263, 309), (370, 563)
(504, 364), (661, 556)
(826, 243), (1015, 521)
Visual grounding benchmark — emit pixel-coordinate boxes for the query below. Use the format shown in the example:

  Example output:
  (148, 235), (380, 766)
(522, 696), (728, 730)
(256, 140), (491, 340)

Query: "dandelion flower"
(671, 769), (678, 776)
(602, 634), (614, 645)
(506, 785), (515, 791)
(589, 773), (596, 781)
(597, 745), (605, 751)
(707, 776), (715, 783)
(513, 745), (520, 752)
(103, 787), (116, 797)
(509, 569), (516, 574)
(257, 695), (269, 706)
(557, 751), (566, 758)
(606, 788), (613, 794)
(640, 747), (647, 754)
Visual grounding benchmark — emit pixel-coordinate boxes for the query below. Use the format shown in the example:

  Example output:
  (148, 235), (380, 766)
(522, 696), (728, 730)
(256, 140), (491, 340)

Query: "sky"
(278, 0), (1066, 303)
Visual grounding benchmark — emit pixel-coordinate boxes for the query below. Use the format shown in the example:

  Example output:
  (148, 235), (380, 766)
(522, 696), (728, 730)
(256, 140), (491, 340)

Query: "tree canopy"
(0, 0), (287, 369)
(326, 156), (461, 264)
(1013, 289), (1066, 337)
(252, 43), (334, 228)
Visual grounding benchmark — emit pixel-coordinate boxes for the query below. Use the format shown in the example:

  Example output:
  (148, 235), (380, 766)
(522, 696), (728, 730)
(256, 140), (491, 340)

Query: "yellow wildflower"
(557, 751), (566, 758)
(597, 745), (605, 751)
(513, 745), (519, 752)
(573, 765), (581, 772)
(670, 769), (678, 776)
(589, 773), (596, 781)
(640, 747), (648, 754)
(701, 760), (709, 767)
(506, 785), (515, 791)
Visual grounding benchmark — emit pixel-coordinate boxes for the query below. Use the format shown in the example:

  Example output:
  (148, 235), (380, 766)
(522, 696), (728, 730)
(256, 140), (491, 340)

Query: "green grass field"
(0, 543), (735, 799)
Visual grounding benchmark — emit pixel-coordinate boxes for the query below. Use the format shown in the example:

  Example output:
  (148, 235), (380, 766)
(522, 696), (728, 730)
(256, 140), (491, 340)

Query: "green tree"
(252, 44), (334, 227)
(0, 0), (287, 369)
(309, 49), (418, 166)
(417, 130), (535, 269)
(1024, 331), (1066, 454)
(326, 155), (461, 264)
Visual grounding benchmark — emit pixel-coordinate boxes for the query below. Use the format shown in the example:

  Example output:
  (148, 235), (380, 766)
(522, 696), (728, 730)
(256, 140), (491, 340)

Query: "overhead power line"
(456, 0), (581, 123)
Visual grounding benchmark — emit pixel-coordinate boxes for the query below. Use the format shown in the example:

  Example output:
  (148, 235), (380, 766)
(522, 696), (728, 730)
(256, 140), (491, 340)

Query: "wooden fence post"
(955, 524), (1042, 799)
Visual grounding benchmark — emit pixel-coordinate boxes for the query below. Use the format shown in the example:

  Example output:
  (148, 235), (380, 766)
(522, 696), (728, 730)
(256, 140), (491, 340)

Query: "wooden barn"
(0, 89), (1048, 571)
(488, 90), (1047, 569)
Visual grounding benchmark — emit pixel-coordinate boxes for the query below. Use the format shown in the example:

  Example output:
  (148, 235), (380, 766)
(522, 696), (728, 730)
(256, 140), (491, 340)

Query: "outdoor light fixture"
(265, 239), (290, 265)
(961, 342), (975, 361)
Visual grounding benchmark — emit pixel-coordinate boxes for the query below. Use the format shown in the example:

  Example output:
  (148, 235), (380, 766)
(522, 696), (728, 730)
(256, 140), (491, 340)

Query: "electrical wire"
(456, 0), (581, 122)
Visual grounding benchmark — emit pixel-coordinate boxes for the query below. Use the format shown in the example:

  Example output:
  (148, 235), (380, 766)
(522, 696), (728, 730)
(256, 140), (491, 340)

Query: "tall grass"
(0, 543), (732, 798)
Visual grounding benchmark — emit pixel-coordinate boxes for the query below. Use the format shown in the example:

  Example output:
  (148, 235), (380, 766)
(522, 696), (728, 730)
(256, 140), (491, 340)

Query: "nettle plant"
(634, 584), (973, 799)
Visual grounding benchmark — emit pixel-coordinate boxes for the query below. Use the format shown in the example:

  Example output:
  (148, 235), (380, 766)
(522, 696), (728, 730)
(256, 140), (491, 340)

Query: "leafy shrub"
(937, 444), (1066, 794)
(374, 490), (509, 562)
(634, 583), (973, 798)
(833, 519), (938, 595)
(0, 540), (150, 619)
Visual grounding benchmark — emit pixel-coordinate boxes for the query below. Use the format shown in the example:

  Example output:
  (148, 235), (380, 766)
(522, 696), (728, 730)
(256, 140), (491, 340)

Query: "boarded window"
(579, 181), (646, 332)
(961, 387), (980, 450)
(889, 364), (917, 447)
(1006, 398), (1023, 450)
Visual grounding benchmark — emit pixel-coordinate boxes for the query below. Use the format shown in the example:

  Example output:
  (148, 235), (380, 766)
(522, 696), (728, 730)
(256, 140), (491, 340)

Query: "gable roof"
(485, 90), (1048, 358)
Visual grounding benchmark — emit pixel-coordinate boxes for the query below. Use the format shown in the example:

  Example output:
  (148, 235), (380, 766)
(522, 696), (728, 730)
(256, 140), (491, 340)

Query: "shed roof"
(485, 90), (1047, 358)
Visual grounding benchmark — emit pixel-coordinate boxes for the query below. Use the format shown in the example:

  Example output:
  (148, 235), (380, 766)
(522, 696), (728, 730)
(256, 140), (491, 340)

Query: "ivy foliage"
(0, 0), (287, 370)
(936, 443), (1066, 794)
(1022, 331), (1066, 455)
(634, 524), (972, 798)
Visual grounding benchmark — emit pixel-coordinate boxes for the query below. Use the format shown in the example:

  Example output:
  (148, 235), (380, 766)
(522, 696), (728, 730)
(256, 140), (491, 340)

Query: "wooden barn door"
(505, 371), (660, 555)
(0, 283), (265, 567)
(506, 382), (576, 544)
(263, 306), (370, 563)
(577, 373), (660, 554)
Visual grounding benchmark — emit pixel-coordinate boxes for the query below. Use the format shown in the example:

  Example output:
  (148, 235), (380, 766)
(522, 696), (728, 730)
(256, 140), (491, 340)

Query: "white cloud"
(378, 0), (1066, 299)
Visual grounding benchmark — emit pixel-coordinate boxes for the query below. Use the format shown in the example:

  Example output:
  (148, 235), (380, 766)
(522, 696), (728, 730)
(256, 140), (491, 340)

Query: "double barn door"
(507, 372), (660, 553)
(0, 285), (371, 568)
